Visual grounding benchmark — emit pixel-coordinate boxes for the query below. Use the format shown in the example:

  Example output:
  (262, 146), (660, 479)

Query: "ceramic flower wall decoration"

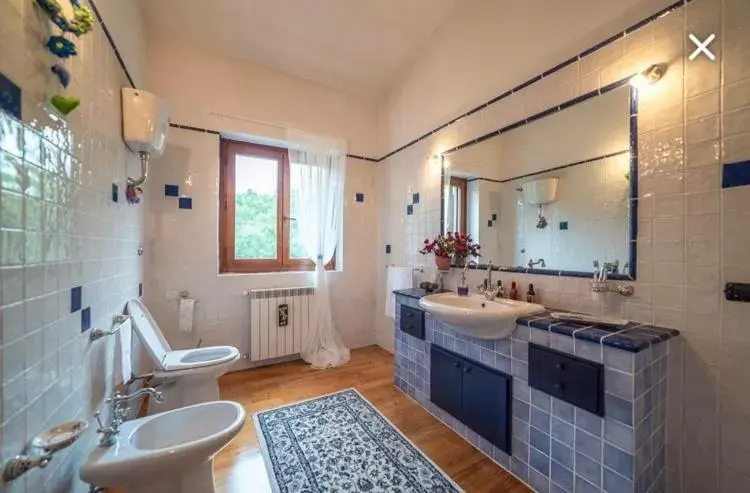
(126, 184), (143, 205)
(35, 0), (96, 116)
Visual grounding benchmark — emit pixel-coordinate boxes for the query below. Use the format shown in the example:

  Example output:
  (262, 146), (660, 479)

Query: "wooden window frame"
(219, 139), (335, 273)
(450, 177), (468, 234)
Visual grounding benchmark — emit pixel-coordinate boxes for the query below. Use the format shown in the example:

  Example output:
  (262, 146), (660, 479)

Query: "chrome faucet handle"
(93, 411), (107, 431)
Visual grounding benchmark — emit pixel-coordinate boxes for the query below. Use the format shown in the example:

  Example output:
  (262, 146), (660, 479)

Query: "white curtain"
(288, 129), (350, 369)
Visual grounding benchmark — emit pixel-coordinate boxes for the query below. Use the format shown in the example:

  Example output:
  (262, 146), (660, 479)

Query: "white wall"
(377, 0), (677, 153)
(376, 0), (750, 491)
(144, 39), (380, 369)
(0, 0), (147, 491)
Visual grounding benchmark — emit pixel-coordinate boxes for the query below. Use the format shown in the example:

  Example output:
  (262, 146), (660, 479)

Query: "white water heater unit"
(121, 88), (170, 186)
(522, 177), (559, 205)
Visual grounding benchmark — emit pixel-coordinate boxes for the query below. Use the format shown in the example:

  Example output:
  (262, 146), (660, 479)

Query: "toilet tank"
(121, 88), (170, 157)
(522, 177), (559, 205)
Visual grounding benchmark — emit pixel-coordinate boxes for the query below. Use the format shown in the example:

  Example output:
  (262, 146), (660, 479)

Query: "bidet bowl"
(80, 400), (245, 487)
(419, 292), (546, 339)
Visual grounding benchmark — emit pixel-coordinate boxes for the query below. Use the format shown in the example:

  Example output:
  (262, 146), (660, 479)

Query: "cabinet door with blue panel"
(430, 345), (512, 454)
(430, 345), (463, 420)
(462, 360), (512, 453)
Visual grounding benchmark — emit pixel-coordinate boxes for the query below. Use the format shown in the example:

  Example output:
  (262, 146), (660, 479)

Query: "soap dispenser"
(526, 283), (537, 303)
(509, 281), (519, 301)
(496, 280), (506, 299)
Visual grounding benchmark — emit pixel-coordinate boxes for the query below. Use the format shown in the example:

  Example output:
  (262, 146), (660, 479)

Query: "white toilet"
(126, 299), (240, 413)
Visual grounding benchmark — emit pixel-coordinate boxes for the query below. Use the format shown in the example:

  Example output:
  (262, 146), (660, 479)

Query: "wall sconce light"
(629, 63), (668, 89)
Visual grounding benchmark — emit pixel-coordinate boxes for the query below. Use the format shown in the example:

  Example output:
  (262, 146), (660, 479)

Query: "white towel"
(114, 318), (132, 384)
(179, 298), (196, 333)
(385, 266), (413, 319)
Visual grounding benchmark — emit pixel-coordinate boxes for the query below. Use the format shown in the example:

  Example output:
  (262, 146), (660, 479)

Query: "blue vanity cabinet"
(430, 345), (512, 454)
(461, 360), (512, 453)
(400, 305), (425, 340)
(430, 345), (464, 419)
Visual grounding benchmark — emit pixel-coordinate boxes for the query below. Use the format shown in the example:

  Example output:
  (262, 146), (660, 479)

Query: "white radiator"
(248, 287), (315, 361)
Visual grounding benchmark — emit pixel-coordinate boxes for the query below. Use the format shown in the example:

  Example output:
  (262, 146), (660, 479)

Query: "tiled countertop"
(393, 288), (450, 299)
(393, 290), (680, 353)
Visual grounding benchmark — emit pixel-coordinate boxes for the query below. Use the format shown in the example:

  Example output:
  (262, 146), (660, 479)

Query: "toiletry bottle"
(509, 281), (518, 301)
(526, 283), (536, 303)
(496, 280), (506, 299)
(457, 270), (469, 296)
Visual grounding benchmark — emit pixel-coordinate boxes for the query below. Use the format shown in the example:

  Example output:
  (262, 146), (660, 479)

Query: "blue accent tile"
(551, 460), (574, 492)
(605, 418), (635, 454)
(178, 197), (192, 209)
(487, 219), (493, 227)
(513, 399), (530, 422)
(81, 307), (91, 333)
(601, 334), (650, 352)
(604, 442), (634, 479)
(551, 439), (574, 470)
(575, 429), (602, 460)
(355, 192), (365, 202)
(406, 204), (413, 215)
(550, 322), (591, 337)
(492, 213), (497, 221)
(603, 467), (635, 493)
(111, 184), (119, 203)
(606, 393), (633, 426)
(576, 408), (603, 437)
(531, 388), (551, 411)
(606, 368), (635, 401)
(529, 317), (553, 330)
(531, 407), (551, 432)
(551, 417), (574, 446)
(575, 452), (602, 487)
(385, 244), (391, 254)
(552, 398), (575, 424)
(513, 437), (529, 462)
(0, 72), (22, 120)
(723, 160), (750, 188)
(530, 446), (550, 476)
(70, 286), (82, 313)
(530, 427), (550, 455)
(165, 184), (179, 197)
(575, 327), (616, 344)
(512, 339), (528, 361)
(575, 476), (600, 493)
(559, 221), (568, 230)
(138, 282), (143, 297)
(412, 192), (420, 204)
(529, 467), (550, 493)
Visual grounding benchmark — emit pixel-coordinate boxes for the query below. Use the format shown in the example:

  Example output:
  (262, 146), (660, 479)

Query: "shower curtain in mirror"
(288, 129), (350, 369)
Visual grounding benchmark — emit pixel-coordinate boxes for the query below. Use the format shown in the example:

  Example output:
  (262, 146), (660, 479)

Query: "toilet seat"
(162, 346), (240, 372)
(126, 299), (239, 373)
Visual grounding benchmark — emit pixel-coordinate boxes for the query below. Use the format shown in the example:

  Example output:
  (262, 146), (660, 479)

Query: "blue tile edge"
(165, 184), (179, 197)
(178, 197), (192, 209)
(722, 160), (750, 189)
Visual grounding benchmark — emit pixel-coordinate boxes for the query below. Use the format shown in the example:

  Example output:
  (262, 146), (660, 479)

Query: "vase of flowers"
(419, 232), (480, 271)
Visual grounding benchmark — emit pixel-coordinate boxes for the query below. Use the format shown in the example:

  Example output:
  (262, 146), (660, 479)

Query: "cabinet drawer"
(528, 344), (604, 416)
(400, 305), (425, 340)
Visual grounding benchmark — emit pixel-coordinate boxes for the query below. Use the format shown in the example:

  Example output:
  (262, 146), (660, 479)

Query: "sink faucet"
(95, 387), (164, 447)
(477, 261), (499, 300)
(528, 258), (546, 269)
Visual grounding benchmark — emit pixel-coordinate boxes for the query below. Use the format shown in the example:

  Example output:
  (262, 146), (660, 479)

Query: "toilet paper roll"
(179, 298), (196, 333)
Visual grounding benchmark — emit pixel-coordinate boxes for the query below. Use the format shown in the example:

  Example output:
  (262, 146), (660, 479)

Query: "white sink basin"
(419, 292), (546, 339)
(80, 400), (245, 493)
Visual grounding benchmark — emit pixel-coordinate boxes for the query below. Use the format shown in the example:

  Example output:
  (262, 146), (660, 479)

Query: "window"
(219, 139), (333, 273)
(447, 177), (468, 234)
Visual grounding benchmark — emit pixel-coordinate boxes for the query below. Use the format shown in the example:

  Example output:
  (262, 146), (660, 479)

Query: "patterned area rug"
(253, 389), (462, 492)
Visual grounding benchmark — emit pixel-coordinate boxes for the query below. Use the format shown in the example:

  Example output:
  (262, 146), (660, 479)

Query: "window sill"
(217, 269), (342, 277)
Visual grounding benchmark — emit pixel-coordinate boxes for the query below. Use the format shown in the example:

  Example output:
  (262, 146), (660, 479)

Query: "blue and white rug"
(253, 389), (462, 492)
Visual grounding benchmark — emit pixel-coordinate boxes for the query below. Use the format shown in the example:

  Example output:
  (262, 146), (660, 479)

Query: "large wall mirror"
(442, 84), (637, 280)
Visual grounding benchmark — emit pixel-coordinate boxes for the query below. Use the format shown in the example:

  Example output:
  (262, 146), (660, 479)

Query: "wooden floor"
(214, 346), (528, 493)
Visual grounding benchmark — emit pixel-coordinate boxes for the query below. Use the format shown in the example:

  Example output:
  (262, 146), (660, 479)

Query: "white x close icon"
(689, 33), (716, 61)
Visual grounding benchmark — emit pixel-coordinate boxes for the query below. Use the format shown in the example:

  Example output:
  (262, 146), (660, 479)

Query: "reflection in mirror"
(442, 85), (636, 279)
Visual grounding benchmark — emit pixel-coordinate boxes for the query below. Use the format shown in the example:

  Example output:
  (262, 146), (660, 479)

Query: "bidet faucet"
(95, 387), (164, 447)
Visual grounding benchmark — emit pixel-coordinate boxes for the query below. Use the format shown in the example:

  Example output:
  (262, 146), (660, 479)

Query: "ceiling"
(140, 0), (459, 98)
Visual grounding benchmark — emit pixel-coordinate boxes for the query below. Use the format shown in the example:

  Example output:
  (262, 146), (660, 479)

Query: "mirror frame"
(440, 80), (638, 281)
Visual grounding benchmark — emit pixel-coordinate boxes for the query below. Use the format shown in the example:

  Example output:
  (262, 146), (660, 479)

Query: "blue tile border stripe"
(722, 160), (750, 189)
